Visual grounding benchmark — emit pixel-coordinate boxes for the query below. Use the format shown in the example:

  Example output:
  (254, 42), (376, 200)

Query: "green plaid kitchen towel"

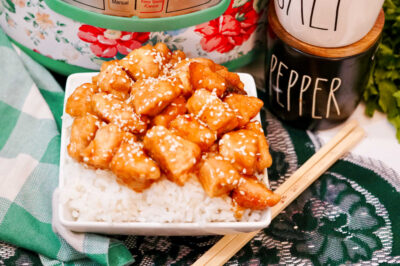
(0, 29), (133, 265)
(1, 27), (400, 265)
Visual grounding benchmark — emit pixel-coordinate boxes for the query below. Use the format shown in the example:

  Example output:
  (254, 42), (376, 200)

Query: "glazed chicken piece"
(81, 123), (125, 169)
(190, 57), (215, 68)
(167, 50), (186, 67)
(170, 57), (215, 97)
(169, 62), (192, 96)
(169, 114), (217, 151)
(91, 92), (147, 134)
(224, 93), (264, 127)
(215, 65), (245, 93)
(219, 129), (259, 175)
(110, 138), (161, 192)
(151, 96), (187, 127)
(198, 156), (241, 197)
(187, 89), (238, 135)
(95, 60), (133, 100)
(245, 121), (273, 170)
(67, 114), (101, 162)
(65, 83), (97, 117)
(232, 177), (281, 210)
(119, 43), (171, 80)
(176, 58), (244, 96)
(143, 126), (201, 185)
(154, 42), (171, 62)
(189, 62), (227, 97)
(131, 77), (181, 116)
(172, 57), (214, 72)
(121, 131), (137, 143)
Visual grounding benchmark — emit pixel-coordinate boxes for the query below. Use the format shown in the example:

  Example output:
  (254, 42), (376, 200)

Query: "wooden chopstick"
(192, 120), (365, 266)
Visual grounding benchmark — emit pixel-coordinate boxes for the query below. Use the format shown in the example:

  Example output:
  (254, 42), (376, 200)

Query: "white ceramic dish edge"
(58, 72), (271, 236)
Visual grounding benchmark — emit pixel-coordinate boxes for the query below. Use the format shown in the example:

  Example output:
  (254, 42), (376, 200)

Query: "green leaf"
(389, 115), (400, 133)
(232, 0), (249, 8)
(365, 99), (379, 117)
(1, 0), (15, 13)
(365, 0), (400, 142)
(149, 36), (158, 45)
(253, 0), (268, 13)
(174, 37), (184, 43)
(90, 57), (107, 66)
(235, 13), (246, 22)
(394, 90), (400, 107)
(376, 80), (398, 115)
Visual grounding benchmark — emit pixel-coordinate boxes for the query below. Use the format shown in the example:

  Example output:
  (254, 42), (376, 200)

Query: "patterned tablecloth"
(0, 30), (399, 265)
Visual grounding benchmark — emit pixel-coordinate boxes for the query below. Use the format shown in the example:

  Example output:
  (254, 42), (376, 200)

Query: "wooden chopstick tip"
(345, 119), (359, 128)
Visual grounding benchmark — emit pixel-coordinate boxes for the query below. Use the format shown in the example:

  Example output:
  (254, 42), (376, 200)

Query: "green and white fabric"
(0, 27), (400, 265)
(0, 29), (133, 266)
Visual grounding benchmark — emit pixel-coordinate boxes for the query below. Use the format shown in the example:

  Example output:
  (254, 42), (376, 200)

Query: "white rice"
(60, 116), (265, 223)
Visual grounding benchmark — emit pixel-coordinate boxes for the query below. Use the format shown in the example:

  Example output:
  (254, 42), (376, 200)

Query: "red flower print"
(78, 25), (150, 58)
(195, 1), (259, 53)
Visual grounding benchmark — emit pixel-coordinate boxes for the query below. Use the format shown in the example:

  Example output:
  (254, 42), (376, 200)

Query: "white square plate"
(59, 72), (271, 235)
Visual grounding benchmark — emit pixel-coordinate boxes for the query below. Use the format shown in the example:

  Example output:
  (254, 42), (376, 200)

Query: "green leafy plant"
(364, 0), (400, 141)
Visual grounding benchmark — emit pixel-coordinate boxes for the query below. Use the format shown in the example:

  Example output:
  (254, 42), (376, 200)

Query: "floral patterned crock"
(77, 25), (150, 59)
(195, 0), (260, 53)
(0, 0), (267, 72)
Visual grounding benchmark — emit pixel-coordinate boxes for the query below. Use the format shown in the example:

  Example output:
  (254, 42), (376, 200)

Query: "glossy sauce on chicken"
(65, 43), (280, 212)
